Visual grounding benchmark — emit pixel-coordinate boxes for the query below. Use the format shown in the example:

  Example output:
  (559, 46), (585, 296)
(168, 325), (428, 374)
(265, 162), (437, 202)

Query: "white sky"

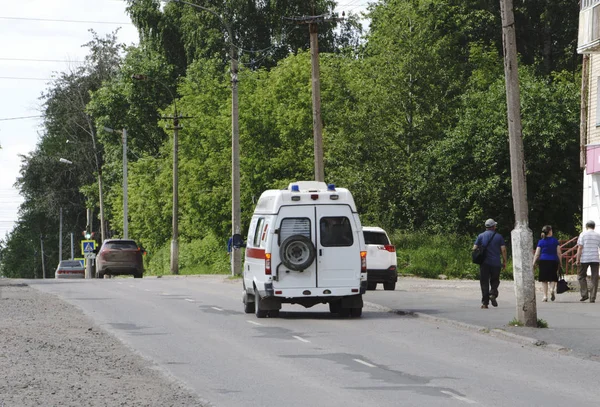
(0, 0), (371, 239)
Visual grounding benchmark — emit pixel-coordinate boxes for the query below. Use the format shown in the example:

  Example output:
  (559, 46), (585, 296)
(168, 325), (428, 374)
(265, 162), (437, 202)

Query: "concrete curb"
(364, 300), (574, 355)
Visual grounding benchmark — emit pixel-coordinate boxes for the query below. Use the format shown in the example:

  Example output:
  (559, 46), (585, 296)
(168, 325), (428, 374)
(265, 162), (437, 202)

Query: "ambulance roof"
(253, 181), (357, 214)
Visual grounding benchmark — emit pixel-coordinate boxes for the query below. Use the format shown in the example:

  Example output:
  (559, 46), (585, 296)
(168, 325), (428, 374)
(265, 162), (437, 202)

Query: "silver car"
(55, 260), (85, 279)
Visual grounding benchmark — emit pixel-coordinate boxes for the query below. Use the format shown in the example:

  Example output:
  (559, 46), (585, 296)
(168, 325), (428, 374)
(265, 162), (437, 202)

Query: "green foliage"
(145, 232), (230, 275)
(537, 318), (549, 328)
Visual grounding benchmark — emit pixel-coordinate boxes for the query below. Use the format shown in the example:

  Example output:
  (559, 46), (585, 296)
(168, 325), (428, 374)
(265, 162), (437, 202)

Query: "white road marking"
(144, 289), (151, 292)
(292, 335), (310, 343)
(211, 306), (223, 311)
(353, 359), (376, 368)
(440, 391), (477, 404)
(185, 299), (195, 302)
(129, 285), (135, 288)
(247, 320), (262, 326)
(117, 282), (123, 285)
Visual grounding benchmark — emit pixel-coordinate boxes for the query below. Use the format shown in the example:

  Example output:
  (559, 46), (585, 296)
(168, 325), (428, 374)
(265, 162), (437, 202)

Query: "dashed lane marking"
(353, 359), (376, 368)
(211, 306), (223, 311)
(185, 299), (195, 302)
(440, 391), (477, 404)
(292, 335), (310, 343)
(247, 320), (262, 326)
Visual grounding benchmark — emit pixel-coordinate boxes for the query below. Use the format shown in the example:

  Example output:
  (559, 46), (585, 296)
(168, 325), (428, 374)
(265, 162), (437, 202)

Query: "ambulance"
(242, 181), (367, 318)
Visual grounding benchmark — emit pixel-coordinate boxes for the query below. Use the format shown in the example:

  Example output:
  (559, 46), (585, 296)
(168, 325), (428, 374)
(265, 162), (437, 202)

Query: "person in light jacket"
(575, 220), (600, 303)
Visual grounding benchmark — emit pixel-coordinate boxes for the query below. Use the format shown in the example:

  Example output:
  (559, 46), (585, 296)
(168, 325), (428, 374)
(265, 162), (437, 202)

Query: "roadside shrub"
(146, 232), (230, 275)
(391, 230), (514, 280)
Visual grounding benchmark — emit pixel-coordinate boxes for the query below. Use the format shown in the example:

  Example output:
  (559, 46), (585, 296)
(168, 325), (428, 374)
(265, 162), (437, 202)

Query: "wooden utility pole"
(286, 12), (342, 182)
(500, 0), (537, 327)
(40, 234), (46, 279)
(309, 21), (324, 182)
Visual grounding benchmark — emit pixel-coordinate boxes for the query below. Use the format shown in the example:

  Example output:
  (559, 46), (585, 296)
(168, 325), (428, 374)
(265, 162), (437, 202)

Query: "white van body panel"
(242, 181), (367, 315)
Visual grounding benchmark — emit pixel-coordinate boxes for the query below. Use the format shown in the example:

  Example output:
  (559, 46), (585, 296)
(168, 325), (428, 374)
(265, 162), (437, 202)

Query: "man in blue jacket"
(473, 219), (508, 309)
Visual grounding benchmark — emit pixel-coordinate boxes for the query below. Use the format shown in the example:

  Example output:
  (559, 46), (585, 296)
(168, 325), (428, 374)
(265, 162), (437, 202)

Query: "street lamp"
(165, 0), (241, 276)
(131, 74), (181, 275)
(104, 126), (128, 239)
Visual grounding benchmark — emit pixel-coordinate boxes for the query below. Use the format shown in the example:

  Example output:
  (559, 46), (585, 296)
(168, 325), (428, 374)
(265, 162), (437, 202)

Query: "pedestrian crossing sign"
(81, 240), (96, 254)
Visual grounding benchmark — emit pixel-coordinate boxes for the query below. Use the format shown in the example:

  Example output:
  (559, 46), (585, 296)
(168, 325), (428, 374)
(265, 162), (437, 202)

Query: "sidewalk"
(366, 276), (600, 361)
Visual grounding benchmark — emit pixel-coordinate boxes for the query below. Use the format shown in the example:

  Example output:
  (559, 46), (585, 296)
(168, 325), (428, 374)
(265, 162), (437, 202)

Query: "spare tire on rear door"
(280, 235), (316, 271)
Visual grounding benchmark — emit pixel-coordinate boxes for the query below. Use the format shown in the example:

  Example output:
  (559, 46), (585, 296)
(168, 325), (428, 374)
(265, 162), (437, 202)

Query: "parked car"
(95, 239), (144, 279)
(363, 226), (397, 290)
(55, 260), (85, 279)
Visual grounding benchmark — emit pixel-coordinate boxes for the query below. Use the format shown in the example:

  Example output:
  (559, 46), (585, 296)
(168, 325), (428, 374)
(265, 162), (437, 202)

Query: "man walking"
(575, 220), (600, 303)
(473, 219), (507, 309)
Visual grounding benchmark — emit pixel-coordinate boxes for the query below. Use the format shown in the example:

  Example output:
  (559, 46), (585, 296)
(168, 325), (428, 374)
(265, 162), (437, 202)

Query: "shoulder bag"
(556, 266), (570, 294)
(472, 230), (497, 265)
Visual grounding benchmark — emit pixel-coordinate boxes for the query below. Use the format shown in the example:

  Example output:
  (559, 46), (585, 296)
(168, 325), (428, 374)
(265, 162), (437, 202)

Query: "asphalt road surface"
(29, 276), (600, 407)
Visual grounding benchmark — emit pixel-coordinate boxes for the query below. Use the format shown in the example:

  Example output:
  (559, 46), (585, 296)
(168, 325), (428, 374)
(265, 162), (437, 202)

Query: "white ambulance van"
(242, 181), (367, 318)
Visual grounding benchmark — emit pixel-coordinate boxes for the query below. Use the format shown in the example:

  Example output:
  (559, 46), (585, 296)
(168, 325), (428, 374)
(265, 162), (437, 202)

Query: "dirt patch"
(0, 283), (208, 406)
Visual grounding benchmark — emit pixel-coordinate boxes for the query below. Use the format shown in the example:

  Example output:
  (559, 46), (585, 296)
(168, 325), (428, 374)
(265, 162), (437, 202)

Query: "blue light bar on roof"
(291, 184), (300, 192)
(327, 184), (336, 191)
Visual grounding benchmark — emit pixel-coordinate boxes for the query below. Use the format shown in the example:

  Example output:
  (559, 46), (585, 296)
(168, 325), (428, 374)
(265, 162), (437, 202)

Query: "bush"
(391, 230), (514, 280)
(146, 232), (231, 275)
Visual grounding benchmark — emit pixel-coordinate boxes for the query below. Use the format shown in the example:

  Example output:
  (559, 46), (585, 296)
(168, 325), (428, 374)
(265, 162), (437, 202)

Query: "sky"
(0, 0), (371, 239)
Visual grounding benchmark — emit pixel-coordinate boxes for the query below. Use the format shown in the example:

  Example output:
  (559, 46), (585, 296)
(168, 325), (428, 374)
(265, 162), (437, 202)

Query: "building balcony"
(579, 0), (600, 53)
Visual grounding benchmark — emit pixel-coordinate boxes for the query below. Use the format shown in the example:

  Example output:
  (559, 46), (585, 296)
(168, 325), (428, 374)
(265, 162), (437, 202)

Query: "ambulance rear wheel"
(243, 292), (255, 314)
(350, 307), (362, 318)
(280, 235), (316, 271)
(255, 292), (268, 318)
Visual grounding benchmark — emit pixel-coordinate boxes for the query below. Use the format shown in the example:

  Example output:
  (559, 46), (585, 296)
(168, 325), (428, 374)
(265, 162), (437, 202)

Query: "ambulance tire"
(255, 292), (268, 318)
(243, 292), (255, 314)
(279, 235), (316, 271)
(350, 307), (362, 318)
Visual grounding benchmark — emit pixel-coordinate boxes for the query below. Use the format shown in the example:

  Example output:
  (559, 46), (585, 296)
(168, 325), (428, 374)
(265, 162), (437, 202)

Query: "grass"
(508, 317), (549, 328)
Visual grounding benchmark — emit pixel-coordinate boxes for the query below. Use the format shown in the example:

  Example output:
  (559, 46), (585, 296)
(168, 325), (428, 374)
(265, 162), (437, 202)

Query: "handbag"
(472, 230), (497, 265)
(556, 267), (570, 294)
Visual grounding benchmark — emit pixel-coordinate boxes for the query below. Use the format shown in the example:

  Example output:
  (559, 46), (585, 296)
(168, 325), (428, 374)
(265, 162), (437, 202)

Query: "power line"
(0, 57), (85, 63)
(0, 115), (44, 121)
(0, 16), (132, 25)
(0, 76), (50, 81)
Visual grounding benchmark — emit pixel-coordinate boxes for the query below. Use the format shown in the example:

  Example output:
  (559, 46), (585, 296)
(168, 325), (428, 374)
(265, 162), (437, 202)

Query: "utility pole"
(70, 232), (74, 260)
(171, 116), (181, 275)
(123, 128), (128, 239)
(40, 234), (46, 279)
(59, 207), (63, 262)
(86, 208), (93, 279)
(500, 0), (537, 327)
(286, 12), (342, 182)
(164, 0), (242, 276)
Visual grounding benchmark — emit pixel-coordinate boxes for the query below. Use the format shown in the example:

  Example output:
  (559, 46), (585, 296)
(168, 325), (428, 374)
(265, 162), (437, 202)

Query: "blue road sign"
(81, 240), (96, 254)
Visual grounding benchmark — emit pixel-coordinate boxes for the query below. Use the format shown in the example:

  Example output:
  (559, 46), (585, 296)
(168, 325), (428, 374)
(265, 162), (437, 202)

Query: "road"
(30, 276), (600, 407)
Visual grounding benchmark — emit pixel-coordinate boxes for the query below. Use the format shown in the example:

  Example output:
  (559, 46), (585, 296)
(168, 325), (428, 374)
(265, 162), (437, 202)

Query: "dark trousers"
(479, 263), (501, 305)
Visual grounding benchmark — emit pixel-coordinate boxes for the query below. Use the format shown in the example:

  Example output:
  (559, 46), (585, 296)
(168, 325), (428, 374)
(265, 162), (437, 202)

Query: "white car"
(363, 226), (397, 290)
(55, 260), (85, 279)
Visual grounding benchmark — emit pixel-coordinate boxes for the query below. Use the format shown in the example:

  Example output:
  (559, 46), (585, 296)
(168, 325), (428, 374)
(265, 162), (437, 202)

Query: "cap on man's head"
(586, 220), (596, 229)
(485, 218), (497, 228)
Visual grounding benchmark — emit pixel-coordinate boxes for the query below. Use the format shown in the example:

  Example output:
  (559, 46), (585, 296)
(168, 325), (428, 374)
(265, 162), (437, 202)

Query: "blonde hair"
(541, 225), (552, 239)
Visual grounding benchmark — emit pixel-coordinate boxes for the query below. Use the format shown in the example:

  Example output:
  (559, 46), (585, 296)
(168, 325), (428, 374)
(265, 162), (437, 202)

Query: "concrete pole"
(98, 173), (106, 242)
(231, 38), (242, 276)
(309, 22), (325, 182)
(123, 128), (128, 239)
(500, 0), (537, 327)
(580, 54), (590, 170)
(59, 207), (63, 262)
(170, 117), (179, 275)
(70, 232), (74, 260)
(40, 234), (46, 279)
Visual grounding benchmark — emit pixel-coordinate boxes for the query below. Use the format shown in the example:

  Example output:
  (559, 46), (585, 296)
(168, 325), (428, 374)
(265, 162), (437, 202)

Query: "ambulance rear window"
(279, 218), (311, 243)
(320, 217), (354, 247)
